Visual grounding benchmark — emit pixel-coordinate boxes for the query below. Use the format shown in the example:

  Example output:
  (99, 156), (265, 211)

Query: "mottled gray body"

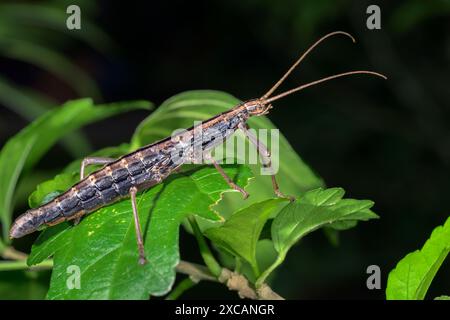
(9, 104), (250, 238)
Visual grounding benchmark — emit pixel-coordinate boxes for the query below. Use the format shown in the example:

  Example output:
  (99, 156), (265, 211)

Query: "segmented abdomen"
(52, 150), (175, 221)
(8, 149), (177, 239)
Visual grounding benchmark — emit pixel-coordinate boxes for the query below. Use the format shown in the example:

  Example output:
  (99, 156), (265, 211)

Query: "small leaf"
(386, 217), (450, 300)
(434, 295), (450, 300)
(0, 99), (152, 239)
(255, 188), (378, 287)
(28, 165), (253, 299)
(272, 188), (378, 255)
(205, 198), (287, 276)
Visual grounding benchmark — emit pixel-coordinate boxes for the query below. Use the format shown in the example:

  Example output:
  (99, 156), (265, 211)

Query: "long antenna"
(265, 70), (387, 103)
(261, 31), (356, 100)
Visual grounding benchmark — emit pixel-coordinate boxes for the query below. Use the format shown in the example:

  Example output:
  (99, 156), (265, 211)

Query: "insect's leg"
(204, 153), (249, 199)
(80, 157), (116, 179)
(129, 186), (147, 265)
(238, 123), (294, 200)
(74, 157), (116, 225)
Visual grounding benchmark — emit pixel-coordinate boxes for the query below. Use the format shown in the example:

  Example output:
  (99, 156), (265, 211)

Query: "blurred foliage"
(0, 270), (50, 299)
(389, 0), (450, 33)
(0, 0), (114, 158)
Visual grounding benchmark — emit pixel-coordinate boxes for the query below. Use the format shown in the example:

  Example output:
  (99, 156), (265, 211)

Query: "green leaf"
(131, 90), (324, 218)
(272, 188), (377, 254)
(435, 295), (450, 300)
(0, 98), (152, 240)
(386, 216), (450, 300)
(28, 165), (253, 299)
(205, 198), (287, 276)
(256, 187), (378, 287)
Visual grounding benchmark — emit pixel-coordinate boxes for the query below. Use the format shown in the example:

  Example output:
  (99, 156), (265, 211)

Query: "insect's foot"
(287, 195), (296, 202)
(239, 189), (249, 199)
(233, 185), (249, 199)
(138, 256), (148, 266)
(275, 191), (295, 202)
(73, 217), (82, 225)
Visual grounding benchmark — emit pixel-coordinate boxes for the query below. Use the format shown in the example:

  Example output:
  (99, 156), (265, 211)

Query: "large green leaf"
(205, 198), (288, 276)
(28, 165), (253, 299)
(131, 90), (324, 218)
(0, 98), (152, 240)
(255, 187), (378, 286)
(386, 216), (450, 300)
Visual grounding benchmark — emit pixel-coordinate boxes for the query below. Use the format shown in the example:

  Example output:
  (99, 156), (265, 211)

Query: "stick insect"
(9, 31), (386, 265)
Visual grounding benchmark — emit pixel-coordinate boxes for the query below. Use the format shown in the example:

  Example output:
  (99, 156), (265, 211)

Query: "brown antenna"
(265, 71), (387, 103)
(261, 31), (356, 100)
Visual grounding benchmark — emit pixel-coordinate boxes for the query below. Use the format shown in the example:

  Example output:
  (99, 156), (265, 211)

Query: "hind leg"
(129, 186), (147, 265)
(74, 157), (116, 225)
(204, 153), (249, 199)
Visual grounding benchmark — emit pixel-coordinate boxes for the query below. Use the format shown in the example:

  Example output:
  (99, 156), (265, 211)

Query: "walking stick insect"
(9, 31), (386, 265)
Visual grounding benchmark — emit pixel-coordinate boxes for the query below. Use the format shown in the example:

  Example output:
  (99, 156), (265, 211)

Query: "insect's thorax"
(186, 104), (249, 153)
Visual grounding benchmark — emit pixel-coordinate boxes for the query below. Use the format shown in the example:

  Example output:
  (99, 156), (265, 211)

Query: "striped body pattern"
(9, 104), (250, 238)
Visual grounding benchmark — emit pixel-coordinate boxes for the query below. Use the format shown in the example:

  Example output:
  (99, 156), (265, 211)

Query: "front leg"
(204, 153), (249, 199)
(238, 123), (294, 200)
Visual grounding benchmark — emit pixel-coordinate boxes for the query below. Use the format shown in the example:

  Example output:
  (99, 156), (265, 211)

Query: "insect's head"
(243, 99), (273, 116)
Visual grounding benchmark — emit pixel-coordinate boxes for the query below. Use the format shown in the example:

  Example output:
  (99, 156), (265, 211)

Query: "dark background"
(0, 0), (449, 299)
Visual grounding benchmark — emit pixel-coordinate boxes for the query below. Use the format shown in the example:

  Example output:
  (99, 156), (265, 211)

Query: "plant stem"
(176, 260), (216, 282)
(1, 246), (28, 260)
(165, 277), (196, 300)
(255, 253), (285, 289)
(251, 261), (260, 278)
(234, 257), (242, 273)
(188, 216), (222, 278)
(0, 259), (53, 271)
